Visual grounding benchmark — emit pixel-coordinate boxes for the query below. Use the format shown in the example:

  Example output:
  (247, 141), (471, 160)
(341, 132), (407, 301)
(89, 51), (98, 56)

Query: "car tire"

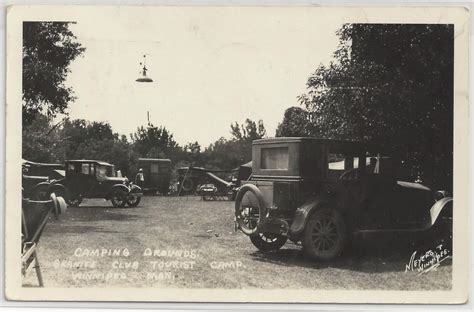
(181, 178), (194, 193)
(111, 189), (127, 208)
(234, 184), (265, 236)
(302, 208), (346, 261)
(32, 184), (50, 201)
(50, 185), (68, 203)
(431, 220), (452, 251)
(250, 232), (287, 251)
(127, 194), (141, 207)
(67, 195), (82, 207)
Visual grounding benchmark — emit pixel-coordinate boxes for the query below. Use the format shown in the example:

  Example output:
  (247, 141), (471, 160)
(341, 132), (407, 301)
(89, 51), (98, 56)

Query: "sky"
(64, 7), (342, 147)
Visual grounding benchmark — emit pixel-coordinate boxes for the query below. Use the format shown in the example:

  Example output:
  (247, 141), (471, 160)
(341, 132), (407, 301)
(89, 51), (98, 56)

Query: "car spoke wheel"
(127, 194), (141, 207)
(236, 204), (260, 235)
(303, 208), (346, 261)
(111, 190), (127, 208)
(250, 232), (287, 251)
(234, 184), (265, 236)
(181, 178), (194, 193)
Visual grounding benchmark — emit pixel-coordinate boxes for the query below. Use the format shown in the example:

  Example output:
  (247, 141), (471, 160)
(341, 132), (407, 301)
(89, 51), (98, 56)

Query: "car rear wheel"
(302, 208), (346, 261)
(111, 190), (127, 208)
(250, 232), (287, 251)
(127, 194), (141, 207)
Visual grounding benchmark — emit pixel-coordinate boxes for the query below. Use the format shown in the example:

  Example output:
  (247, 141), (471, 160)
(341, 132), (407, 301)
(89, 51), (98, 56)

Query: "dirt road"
(24, 196), (452, 290)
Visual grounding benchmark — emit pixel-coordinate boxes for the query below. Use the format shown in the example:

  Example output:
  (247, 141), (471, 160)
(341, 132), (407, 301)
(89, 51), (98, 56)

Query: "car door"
(89, 164), (111, 197)
(75, 163), (97, 196)
(360, 174), (399, 230)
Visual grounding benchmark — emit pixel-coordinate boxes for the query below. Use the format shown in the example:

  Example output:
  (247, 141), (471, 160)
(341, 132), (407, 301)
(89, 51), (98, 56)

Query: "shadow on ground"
(249, 232), (452, 273)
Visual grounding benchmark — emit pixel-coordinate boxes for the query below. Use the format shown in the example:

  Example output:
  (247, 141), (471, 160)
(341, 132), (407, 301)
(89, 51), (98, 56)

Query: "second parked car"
(34, 160), (143, 208)
(234, 137), (453, 261)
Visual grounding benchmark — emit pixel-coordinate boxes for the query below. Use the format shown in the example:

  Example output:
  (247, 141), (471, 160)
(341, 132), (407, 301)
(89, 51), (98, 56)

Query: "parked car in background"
(34, 160), (143, 208)
(22, 160), (64, 199)
(136, 158), (172, 195)
(234, 137), (453, 261)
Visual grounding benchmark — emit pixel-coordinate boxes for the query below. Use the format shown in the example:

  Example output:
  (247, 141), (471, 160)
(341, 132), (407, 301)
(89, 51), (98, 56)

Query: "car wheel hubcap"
(239, 206), (258, 231)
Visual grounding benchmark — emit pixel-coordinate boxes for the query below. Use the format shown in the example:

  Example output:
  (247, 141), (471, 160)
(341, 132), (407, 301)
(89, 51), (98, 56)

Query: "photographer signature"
(405, 244), (451, 276)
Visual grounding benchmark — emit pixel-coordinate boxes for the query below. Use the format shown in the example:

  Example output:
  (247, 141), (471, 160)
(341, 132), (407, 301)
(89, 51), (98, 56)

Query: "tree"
(276, 107), (311, 137)
(230, 119), (267, 142)
(203, 119), (267, 170)
(22, 115), (65, 163)
(59, 119), (136, 176)
(298, 24), (453, 189)
(130, 123), (179, 158)
(23, 22), (85, 124)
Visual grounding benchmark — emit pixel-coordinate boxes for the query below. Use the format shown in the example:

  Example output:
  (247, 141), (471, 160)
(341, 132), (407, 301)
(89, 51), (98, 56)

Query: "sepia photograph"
(5, 5), (470, 304)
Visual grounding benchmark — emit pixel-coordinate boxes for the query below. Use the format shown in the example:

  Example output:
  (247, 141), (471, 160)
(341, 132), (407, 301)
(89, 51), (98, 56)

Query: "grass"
(23, 196), (452, 290)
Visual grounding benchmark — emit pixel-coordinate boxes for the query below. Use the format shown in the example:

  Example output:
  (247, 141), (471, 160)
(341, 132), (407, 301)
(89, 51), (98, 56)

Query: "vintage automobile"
(136, 158), (172, 195)
(34, 160), (143, 208)
(198, 183), (219, 200)
(22, 160), (65, 199)
(234, 137), (453, 261)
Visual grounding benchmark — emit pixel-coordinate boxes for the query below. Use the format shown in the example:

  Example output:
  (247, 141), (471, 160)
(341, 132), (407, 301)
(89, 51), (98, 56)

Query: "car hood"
(105, 177), (128, 183)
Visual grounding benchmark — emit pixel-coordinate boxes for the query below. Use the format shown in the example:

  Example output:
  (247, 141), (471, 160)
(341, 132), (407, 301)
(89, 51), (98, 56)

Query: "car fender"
(111, 184), (130, 194)
(32, 181), (51, 193)
(289, 197), (329, 236)
(130, 184), (142, 194)
(47, 183), (70, 201)
(430, 197), (453, 227)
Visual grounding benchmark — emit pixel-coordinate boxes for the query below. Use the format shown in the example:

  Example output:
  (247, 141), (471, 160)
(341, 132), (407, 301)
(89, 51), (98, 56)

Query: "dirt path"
(23, 196), (452, 290)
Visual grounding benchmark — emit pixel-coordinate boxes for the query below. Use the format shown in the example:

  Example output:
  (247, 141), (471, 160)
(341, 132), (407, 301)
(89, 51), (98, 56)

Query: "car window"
(81, 163), (90, 175)
(68, 163), (75, 172)
(327, 152), (361, 180)
(151, 164), (159, 173)
(97, 166), (107, 178)
(261, 147), (289, 170)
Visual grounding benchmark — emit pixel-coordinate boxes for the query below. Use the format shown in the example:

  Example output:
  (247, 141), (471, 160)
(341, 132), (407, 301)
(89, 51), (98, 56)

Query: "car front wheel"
(250, 232), (287, 251)
(127, 194), (141, 207)
(111, 190), (127, 208)
(67, 195), (82, 207)
(302, 208), (346, 261)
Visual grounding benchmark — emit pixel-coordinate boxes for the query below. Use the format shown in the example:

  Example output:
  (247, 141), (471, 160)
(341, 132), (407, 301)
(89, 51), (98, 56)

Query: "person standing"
(135, 168), (145, 188)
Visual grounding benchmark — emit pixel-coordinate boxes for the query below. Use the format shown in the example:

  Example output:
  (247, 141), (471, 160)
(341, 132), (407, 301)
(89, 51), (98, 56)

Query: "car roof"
(22, 159), (64, 167)
(66, 160), (113, 166)
(253, 137), (361, 144)
(138, 158), (171, 162)
(253, 137), (378, 152)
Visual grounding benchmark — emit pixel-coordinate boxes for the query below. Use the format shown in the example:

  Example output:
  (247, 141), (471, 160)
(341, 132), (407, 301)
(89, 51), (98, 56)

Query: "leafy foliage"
(230, 119), (267, 142)
(298, 24), (453, 189)
(203, 119), (267, 169)
(276, 107), (311, 137)
(130, 123), (179, 159)
(22, 115), (65, 163)
(23, 22), (85, 124)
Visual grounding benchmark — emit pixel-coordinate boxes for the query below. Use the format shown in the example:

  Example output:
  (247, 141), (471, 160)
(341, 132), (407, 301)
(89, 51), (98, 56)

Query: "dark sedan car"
(234, 137), (453, 261)
(34, 160), (142, 208)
